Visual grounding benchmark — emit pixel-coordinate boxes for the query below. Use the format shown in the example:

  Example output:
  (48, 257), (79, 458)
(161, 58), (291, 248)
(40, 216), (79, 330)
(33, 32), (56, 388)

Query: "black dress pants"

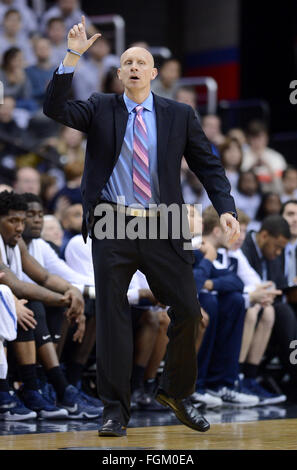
(91, 213), (202, 426)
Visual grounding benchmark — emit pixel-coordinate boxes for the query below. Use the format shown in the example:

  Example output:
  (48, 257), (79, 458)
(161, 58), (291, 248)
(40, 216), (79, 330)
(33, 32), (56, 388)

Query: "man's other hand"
(220, 212), (240, 244)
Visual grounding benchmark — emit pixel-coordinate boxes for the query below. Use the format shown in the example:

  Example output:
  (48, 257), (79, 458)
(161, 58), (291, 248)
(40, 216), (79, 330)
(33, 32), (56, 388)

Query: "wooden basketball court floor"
(0, 406), (297, 450)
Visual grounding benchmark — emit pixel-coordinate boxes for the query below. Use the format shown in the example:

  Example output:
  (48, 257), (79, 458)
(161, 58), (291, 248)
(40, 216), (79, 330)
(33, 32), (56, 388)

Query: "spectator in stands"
(241, 215), (297, 400)
(0, 9), (35, 66)
(0, 0), (38, 37)
(55, 126), (85, 166)
(151, 57), (181, 99)
(221, 209), (286, 405)
(26, 38), (56, 107)
(102, 66), (124, 94)
(242, 120), (287, 193)
(219, 137), (243, 191)
(175, 86), (198, 111)
(59, 202), (83, 256)
(180, 156), (204, 206)
(281, 200), (297, 286)
(227, 128), (249, 153)
(232, 170), (262, 221)
(72, 37), (120, 99)
(249, 192), (282, 232)
(0, 48), (36, 111)
(14, 166), (40, 195)
(0, 95), (26, 178)
(191, 206), (259, 408)
(50, 160), (83, 221)
(41, 214), (64, 250)
(201, 114), (225, 153)
(40, 0), (97, 36)
(46, 17), (68, 67)
(40, 174), (59, 212)
(280, 167), (297, 203)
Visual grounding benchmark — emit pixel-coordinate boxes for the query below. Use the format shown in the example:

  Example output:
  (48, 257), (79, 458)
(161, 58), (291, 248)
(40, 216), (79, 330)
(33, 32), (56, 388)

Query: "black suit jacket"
(241, 231), (288, 289)
(43, 70), (236, 263)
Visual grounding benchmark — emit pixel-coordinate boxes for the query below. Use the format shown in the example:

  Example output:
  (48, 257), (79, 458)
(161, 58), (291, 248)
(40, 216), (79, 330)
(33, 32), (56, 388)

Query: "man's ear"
(151, 67), (158, 81)
(117, 67), (122, 80)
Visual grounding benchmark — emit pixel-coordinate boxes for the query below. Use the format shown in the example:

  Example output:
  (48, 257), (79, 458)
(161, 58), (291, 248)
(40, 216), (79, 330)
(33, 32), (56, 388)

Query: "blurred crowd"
(1, 0), (297, 422)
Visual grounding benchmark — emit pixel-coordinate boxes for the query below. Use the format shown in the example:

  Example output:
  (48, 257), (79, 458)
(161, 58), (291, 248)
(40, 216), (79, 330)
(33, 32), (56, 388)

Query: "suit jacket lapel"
(114, 95), (129, 163)
(153, 94), (172, 200)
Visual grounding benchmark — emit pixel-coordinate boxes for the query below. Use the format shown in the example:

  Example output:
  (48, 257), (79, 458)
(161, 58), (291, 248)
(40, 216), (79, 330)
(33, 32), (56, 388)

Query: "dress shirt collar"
(123, 92), (154, 113)
(286, 239), (297, 253)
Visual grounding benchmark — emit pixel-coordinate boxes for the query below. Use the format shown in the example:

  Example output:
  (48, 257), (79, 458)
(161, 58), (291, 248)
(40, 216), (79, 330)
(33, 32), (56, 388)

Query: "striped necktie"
(132, 105), (152, 205)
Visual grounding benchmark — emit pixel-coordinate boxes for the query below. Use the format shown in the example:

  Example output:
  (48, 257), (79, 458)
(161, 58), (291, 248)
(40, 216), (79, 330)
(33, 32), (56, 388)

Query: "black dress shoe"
(155, 389), (210, 432)
(98, 419), (127, 437)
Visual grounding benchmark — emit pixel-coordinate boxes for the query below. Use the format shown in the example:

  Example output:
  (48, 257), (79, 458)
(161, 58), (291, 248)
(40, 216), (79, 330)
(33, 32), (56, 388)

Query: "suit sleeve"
(43, 68), (99, 133)
(184, 107), (236, 216)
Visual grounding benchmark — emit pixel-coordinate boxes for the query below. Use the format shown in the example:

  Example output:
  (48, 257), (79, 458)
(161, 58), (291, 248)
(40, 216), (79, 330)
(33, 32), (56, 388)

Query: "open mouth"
(130, 76), (140, 81)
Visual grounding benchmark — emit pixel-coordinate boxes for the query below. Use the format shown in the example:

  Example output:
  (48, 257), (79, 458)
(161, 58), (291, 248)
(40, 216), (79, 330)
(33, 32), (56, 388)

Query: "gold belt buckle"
(130, 208), (143, 217)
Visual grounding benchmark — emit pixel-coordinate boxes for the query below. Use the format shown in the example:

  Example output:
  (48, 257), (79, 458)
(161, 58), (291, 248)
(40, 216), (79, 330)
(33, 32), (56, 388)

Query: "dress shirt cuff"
(56, 62), (75, 75)
(243, 292), (250, 310)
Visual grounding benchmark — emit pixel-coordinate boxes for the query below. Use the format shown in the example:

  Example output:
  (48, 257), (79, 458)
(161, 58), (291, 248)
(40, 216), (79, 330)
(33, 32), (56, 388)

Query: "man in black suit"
(281, 200), (297, 286)
(43, 16), (240, 436)
(241, 215), (297, 397)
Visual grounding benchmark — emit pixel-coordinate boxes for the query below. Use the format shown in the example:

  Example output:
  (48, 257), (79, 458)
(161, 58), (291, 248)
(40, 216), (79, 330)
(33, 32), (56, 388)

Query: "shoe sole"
(0, 411), (37, 421)
(38, 411), (69, 419)
(256, 397), (287, 406)
(98, 430), (127, 437)
(221, 401), (259, 408)
(156, 395), (210, 432)
(66, 412), (100, 419)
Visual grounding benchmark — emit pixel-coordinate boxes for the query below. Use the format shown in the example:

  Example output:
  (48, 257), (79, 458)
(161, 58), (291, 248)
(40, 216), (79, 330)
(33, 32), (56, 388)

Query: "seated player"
(0, 191), (100, 419)
(192, 207), (259, 408)
(217, 208), (286, 405)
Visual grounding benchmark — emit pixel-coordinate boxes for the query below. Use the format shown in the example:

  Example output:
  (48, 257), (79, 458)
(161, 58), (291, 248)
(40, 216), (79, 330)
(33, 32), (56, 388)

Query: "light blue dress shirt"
(285, 241), (297, 285)
(57, 62), (160, 208)
(251, 231), (267, 281)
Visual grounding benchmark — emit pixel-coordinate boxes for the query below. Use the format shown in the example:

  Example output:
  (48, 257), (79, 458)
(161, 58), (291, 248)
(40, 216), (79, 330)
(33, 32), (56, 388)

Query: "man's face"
(282, 203), (297, 239)
(14, 169), (41, 195)
(59, 0), (77, 15)
(160, 60), (181, 87)
(202, 116), (221, 142)
(283, 170), (297, 193)
(117, 47), (157, 93)
(249, 132), (268, 152)
(230, 223), (247, 251)
(259, 231), (289, 260)
(176, 89), (196, 109)
(34, 39), (51, 62)
(63, 204), (83, 233)
(0, 210), (26, 246)
(23, 202), (44, 240)
(4, 12), (21, 36)
(47, 20), (66, 44)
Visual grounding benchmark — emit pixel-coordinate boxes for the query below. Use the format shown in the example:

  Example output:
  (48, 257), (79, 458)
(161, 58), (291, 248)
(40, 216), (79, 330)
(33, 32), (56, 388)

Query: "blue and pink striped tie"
(132, 105), (152, 205)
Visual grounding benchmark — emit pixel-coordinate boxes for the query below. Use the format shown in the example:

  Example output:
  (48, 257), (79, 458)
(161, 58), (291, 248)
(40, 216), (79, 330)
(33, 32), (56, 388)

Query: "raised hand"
(68, 15), (101, 55)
